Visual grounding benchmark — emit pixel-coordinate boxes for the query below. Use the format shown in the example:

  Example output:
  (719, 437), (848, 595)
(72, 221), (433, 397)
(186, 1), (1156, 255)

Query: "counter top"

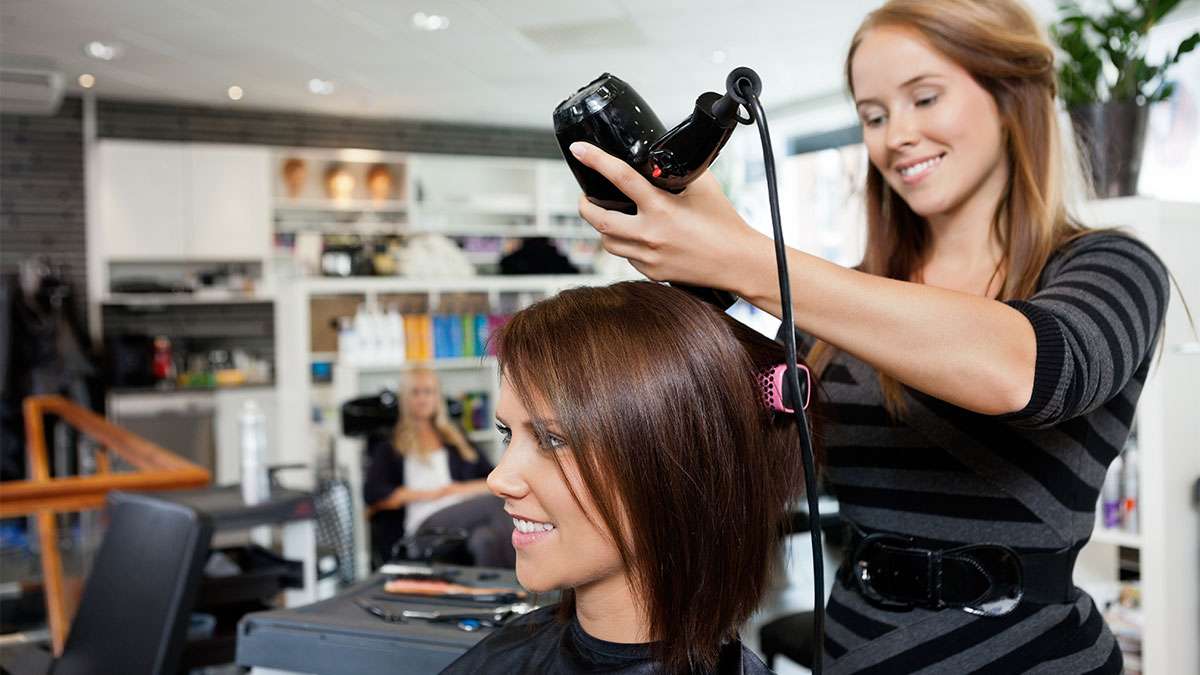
(237, 567), (548, 675)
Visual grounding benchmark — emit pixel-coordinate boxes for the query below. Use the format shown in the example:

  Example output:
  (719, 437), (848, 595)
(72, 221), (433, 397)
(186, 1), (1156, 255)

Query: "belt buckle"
(851, 534), (1025, 617)
(851, 532), (936, 609)
(942, 544), (1025, 617)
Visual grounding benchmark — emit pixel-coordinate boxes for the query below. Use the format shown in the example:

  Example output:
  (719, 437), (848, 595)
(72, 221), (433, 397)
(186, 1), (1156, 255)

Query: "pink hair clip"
(757, 363), (811, 413)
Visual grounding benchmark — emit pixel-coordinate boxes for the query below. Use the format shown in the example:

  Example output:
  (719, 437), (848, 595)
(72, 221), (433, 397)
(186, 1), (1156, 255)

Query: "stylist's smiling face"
(851, 26), (1008, 220)
(487, 377), (625, 593)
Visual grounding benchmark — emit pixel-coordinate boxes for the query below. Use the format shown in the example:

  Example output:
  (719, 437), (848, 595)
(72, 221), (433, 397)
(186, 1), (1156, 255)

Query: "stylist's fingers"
(577, 194), (639, 239)
(568, 142), (662, 210)
(598, 232), (646, 263)
(600, 234), (659, 279)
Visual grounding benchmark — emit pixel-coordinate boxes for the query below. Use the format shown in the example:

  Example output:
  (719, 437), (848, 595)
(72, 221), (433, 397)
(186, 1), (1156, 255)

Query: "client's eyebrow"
(492, 416), (561, 433)
(528, 417), (562, 433)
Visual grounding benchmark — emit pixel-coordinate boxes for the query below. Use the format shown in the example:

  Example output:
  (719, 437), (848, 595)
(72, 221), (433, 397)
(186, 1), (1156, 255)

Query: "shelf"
(109, 383), (276, 396)
(463, 251), (502, 265)
(274, 198), (409, 213)
(419, 198), (535, 215)
(295, 274), (613, 295)
(103, 293), (274, 305)
(429, 226), (596, 239)
(274, 223), (597, 240)
(1090, 527), (1143, 549)
(333, 356), (497, 372)
(274, 222), (405, 236)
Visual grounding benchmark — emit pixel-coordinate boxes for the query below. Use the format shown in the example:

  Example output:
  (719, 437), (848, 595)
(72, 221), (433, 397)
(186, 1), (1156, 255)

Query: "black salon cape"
(439, 605), (772, 674)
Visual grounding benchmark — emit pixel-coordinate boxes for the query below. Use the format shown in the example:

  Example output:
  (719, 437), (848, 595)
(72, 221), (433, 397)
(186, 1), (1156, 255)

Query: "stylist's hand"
(569, 142), (761, 290)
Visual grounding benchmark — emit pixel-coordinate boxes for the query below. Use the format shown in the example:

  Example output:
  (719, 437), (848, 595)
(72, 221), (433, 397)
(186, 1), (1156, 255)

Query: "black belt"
(841, 527), (1080, 616)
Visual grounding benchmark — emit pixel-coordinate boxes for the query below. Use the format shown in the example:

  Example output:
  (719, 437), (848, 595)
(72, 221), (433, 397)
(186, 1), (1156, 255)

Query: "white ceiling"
(1, 0), (1064, 129)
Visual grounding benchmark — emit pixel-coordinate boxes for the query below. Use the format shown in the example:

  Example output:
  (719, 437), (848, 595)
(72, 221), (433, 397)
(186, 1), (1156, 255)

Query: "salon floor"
(742, 531), (843, 675)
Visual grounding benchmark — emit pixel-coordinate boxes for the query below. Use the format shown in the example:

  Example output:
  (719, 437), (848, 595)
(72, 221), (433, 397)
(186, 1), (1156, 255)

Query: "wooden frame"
(0, 395), (211, 655)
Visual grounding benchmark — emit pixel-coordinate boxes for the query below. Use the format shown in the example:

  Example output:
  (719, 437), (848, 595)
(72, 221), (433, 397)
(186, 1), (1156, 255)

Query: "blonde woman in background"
(363, 368), (513, 568)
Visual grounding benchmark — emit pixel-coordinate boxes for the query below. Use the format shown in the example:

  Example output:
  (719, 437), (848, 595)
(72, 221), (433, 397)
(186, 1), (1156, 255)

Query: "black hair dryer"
(553, 68), (762, 309)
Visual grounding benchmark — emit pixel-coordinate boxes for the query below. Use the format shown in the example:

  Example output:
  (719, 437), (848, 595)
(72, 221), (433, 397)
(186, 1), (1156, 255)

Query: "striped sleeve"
(998, 232), (1169, 429)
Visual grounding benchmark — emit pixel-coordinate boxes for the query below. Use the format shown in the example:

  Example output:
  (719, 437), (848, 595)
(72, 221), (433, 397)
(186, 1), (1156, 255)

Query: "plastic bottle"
(370, 305), (389, 363)
(337, 315), (356, 366)
(352, 304), (371, 365)
(239, 400), (270, 506)
(385, 305), (405, 364)
(1101, 455), (1122, 529)
(1121, 448), (1139, 534)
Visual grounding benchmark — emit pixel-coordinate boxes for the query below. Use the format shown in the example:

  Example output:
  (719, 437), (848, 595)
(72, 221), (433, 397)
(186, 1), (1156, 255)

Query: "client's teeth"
(512, 517), (556, 534)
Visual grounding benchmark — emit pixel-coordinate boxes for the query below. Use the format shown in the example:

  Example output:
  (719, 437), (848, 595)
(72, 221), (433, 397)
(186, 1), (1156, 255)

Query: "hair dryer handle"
(644, 92), (738, 192)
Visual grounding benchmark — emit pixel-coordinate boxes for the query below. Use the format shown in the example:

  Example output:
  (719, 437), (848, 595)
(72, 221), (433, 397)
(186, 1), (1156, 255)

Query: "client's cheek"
(514, 551), (561, 593)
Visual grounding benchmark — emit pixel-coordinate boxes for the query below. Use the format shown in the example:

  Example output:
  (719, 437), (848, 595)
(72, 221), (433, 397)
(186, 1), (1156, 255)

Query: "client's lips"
(508, 511), (556, 550)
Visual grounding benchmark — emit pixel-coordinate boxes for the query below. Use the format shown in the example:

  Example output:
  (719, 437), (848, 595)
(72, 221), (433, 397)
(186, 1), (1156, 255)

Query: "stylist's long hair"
(810, 0), (1090, 415)
(392, 368), (478, 463)
(494, 281), (806, 674)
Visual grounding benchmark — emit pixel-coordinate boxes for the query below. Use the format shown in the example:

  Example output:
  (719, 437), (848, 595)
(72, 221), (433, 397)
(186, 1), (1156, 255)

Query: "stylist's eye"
(915, 95), (938, 107)
(495, 422), (512, 447)
(862, 113), (885, 128)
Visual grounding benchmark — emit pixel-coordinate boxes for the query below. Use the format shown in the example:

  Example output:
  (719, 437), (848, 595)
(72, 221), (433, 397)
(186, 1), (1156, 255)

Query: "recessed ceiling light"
(84, 41), (121, 61)
(227, 85), (244, 101)
(308, 78), (336, 95)
(78, 73), (95, 89)
(412, 12), (450, 31)
(711, 50), (727, 64)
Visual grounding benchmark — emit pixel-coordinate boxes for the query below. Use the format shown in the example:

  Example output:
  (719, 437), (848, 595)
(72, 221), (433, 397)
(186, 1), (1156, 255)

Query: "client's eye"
(539, 433), (567, 452)
(495, 422), (512, 447)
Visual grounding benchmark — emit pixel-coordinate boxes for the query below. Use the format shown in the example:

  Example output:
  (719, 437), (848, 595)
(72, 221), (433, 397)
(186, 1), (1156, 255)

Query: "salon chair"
(0, 492), (213, 675)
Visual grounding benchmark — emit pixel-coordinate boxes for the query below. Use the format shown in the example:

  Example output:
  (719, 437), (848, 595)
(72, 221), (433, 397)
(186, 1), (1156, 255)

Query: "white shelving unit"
(275, 274), (631, 579)
(1074, 198), (1200, 675)
(273, 198), (410, 213)
(269, 149), (601, 273)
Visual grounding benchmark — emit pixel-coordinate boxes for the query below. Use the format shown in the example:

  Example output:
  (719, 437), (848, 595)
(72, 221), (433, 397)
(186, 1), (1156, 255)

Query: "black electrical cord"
(737, 79), (825, 674)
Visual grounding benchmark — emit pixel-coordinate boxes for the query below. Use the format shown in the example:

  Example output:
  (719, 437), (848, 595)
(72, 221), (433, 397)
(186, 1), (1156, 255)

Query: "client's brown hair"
(494, 281), (807, 674)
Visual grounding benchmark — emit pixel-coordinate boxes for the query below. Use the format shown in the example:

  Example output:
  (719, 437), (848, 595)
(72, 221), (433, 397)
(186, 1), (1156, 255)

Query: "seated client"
(442, 281), (810, 674)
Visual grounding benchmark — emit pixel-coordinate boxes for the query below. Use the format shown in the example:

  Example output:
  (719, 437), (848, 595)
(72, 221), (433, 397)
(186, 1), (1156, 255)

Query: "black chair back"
(54, 491), (213, 675)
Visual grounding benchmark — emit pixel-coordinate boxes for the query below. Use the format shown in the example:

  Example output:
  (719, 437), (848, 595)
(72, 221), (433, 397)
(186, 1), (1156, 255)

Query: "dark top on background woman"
(441, 605), (772, 675)
(799, 232), (1168, 673)
(362, 434), (493, 562)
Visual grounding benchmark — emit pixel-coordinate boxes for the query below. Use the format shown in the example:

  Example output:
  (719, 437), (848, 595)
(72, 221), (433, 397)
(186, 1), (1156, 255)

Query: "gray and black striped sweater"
(795, 231), (1169, 674)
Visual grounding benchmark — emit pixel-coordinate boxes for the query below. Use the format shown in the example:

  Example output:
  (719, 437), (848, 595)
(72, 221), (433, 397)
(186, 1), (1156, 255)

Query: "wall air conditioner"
(0, 55), (65, 115)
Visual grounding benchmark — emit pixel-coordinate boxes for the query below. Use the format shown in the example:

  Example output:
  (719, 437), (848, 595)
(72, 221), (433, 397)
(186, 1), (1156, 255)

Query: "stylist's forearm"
(731, 232), (1036, 415)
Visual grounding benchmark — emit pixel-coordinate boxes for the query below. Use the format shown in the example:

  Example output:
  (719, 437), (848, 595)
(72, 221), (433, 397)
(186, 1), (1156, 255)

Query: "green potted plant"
(1051, 0), (1199, 197)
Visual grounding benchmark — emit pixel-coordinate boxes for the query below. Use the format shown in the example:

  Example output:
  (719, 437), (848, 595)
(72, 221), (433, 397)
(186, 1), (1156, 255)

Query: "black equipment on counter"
(341, 391), (400, 437)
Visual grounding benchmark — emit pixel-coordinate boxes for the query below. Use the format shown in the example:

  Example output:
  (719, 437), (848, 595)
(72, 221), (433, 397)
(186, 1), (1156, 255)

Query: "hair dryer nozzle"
(725, 67), (762, 107)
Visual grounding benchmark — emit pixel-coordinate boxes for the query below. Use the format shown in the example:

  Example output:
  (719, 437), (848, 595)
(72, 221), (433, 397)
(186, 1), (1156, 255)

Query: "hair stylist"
(568, 0), (1169, 672)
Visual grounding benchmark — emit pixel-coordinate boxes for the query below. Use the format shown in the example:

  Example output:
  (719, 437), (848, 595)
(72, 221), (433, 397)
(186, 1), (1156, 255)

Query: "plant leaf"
(1143, 0), (1183, 26)
(1169, 32), (1200, 65)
